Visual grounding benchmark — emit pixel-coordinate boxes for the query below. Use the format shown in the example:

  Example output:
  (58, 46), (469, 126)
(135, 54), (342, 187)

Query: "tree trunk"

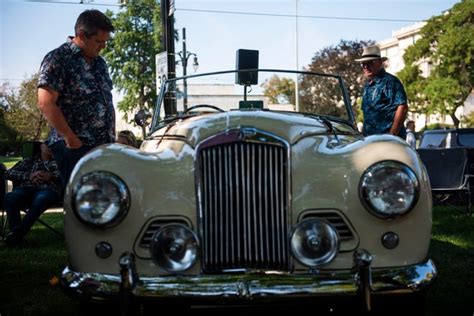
(450, 112), (460, 129)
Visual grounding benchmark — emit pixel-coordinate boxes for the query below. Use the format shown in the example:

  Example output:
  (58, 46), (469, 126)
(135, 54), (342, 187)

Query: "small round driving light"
(291, 219), (339, 267)
(95, 241), (113, 258)
(382, 232), (399, 249)
(150, 224), (198, 272)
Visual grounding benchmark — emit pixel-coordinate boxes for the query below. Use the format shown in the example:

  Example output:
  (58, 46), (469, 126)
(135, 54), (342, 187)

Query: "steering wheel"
(183, 104), (225, 114)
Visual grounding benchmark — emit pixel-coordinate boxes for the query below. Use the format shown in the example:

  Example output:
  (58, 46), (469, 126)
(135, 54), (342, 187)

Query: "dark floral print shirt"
(38, 38), (115, 147)
(361, 69), (408, 138)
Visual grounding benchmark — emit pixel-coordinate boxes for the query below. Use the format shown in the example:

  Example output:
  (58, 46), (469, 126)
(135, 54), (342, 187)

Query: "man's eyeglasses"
(361, 61), (375, 68)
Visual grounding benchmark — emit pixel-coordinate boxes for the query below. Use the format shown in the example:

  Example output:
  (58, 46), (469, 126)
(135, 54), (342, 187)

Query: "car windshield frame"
(150, 69), (355, 133)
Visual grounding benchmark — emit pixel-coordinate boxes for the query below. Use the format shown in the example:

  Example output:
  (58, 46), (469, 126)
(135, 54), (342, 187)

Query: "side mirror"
(134, 109), (152, 127)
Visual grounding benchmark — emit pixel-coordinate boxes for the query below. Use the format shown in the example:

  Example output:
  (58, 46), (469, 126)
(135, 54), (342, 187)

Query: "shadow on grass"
(427, 206), (474, 316)
(0, 213), (80, 316)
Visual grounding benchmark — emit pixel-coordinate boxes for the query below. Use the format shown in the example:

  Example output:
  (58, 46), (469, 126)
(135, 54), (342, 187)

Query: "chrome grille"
(198, 139), (289, 272)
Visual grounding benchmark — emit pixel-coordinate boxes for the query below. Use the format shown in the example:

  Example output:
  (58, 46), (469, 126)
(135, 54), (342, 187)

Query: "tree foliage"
(103, 0), (162, 135)
(261, 75), (295, 105)
(0, 74), (49, 154)
(398, 0), (473, 128)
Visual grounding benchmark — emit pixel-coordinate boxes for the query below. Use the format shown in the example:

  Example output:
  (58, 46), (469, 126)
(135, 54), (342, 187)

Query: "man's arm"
(389, 104), (408, 135)
(38, 86), (83, 148)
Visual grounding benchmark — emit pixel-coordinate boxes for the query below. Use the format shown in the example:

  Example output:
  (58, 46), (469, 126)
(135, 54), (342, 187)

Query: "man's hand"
(65, 135), (83, 149)
(30, 171), (53, 183)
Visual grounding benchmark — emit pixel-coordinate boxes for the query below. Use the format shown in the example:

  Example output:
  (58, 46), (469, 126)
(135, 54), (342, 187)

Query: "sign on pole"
(156, 51), (168, 92)
(155, 51), (168, 118)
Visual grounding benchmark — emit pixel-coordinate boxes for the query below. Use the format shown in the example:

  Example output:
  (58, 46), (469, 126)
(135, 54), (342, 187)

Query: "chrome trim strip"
(61, 259), (437, 301)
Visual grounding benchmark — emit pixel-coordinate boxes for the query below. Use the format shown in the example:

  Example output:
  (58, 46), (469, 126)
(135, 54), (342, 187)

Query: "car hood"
(144, 110), (357, 148)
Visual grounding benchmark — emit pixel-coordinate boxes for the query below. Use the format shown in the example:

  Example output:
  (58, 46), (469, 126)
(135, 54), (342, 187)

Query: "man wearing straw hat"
(356, 45), (408, 138)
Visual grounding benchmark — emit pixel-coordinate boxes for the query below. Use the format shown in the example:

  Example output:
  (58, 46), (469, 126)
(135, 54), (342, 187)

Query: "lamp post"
(176, 27), (199, 111)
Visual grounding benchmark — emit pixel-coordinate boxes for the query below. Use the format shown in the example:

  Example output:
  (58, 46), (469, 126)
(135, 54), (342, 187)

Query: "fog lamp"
(150, 224), (198, 272)
(291, 219), (339, 267)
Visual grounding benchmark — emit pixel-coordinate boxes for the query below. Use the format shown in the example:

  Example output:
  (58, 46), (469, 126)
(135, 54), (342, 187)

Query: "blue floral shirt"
(361, 69), (407, 138)
(38, 38), (115, 147)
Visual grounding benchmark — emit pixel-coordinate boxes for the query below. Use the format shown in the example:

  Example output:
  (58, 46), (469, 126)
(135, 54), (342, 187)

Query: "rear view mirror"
(134, 109), (152, 127)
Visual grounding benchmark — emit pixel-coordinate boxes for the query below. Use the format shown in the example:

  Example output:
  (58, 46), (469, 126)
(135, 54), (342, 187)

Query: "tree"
(103, 0), (162, 137)
(261, 75), (295, 105)
(0, 74), (49, 154)
(398, 0), (473, 128)
(303, 39), (375, 121)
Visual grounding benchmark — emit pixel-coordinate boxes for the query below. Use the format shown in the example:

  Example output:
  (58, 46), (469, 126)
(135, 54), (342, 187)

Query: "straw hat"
(355, 46), (388, 62)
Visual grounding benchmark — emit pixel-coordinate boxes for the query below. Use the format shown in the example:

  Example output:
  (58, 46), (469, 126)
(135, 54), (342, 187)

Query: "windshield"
(151, 69), (354, 131)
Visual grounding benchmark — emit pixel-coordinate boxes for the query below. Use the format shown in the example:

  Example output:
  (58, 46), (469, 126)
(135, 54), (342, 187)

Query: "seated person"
(3, 143), (61, 247)
(116, 130), (138, 148)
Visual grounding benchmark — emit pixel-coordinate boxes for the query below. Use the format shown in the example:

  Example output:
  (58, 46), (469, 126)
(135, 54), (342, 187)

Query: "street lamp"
(176, 27), (199, 111)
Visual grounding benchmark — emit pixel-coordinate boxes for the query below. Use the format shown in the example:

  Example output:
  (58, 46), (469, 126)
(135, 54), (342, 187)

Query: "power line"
(23, 0), (120, 7)
(19, 1), (422, 22)
(176, 7), (423, 23)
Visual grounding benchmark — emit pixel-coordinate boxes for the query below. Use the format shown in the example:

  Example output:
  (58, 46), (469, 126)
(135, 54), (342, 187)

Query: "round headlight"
(359, 161), (419, 219)
(291, 219), (339, 267)
(150, 224), (198, 272)
(72, 171), (130, 227)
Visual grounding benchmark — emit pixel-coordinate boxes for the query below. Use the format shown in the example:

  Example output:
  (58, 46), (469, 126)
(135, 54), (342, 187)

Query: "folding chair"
(0, 163), (7, 239)
(418, 147), (473, 215)
(1, 142), (63, 239)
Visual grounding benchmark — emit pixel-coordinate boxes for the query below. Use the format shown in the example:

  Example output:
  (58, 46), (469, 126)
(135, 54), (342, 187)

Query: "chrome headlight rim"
(359, 160), (420, 219)
(71, 171), (130, 228)
(291, 218), (340, 268)
(149, 223), (199, 272)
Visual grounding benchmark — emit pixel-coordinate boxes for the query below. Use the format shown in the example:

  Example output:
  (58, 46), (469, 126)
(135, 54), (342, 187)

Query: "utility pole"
(177, 28), (199, 111)
(160, 0), (177, 116)
(295, 0), (300, 112)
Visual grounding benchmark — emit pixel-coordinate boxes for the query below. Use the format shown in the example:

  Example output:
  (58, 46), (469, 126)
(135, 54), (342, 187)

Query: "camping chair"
(418, 147), (473, 215)
(0, 163), (7, 239)
(0, 142), (63, 239)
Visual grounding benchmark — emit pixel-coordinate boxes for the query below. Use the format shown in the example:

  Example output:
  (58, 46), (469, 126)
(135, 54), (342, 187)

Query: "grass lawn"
(0, 156), (21, 169)
(0, 208), (473, 315)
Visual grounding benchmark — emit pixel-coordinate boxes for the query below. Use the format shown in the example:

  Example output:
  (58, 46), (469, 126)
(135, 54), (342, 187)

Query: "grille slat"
(199, 139), (289, 272)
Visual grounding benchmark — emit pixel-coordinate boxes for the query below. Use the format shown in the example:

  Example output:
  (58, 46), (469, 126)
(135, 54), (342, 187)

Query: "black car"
(417, 128), (474, 213)
(419, 128), (474, 149)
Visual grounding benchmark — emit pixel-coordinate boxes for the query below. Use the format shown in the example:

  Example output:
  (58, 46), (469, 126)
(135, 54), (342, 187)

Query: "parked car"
(60, 68), (436, 313)
(419, 128), (474, 149)
(418, 128), (474, 213)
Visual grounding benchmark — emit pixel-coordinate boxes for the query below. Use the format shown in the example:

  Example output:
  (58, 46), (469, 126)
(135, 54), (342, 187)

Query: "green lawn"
(0, 208), (473, 315)
(0, 156), (21, 169)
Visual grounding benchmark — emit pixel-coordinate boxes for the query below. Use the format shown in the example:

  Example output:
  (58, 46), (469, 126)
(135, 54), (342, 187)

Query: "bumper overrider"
(61, 249), (436, 311)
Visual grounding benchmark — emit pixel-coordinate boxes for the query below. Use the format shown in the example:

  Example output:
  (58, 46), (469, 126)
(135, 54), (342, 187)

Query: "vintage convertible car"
(60, 69), (436, 313)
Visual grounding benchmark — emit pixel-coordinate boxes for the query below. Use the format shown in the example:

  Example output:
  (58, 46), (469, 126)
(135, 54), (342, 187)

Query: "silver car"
(60, 69), (436, 313)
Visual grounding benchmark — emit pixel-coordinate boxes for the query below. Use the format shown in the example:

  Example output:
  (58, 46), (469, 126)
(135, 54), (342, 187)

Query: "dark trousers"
(4, 187), (59, 236)
(49, 141), (92, 192)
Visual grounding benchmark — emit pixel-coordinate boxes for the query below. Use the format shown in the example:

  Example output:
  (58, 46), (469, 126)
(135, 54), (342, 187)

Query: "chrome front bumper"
(61, 250), (437, 307)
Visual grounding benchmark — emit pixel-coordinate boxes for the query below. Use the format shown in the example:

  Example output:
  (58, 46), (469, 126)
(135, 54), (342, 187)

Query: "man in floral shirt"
(37, 9), (115, 189)
(4, 143), (61, 247)
(356, 46), (408, 138)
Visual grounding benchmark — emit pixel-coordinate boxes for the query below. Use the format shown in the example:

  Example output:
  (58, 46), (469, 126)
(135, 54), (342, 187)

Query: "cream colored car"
(61, 69), (436, 313)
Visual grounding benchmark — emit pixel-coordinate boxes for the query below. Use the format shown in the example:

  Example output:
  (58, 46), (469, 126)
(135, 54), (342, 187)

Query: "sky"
(0, 0), (460, 90)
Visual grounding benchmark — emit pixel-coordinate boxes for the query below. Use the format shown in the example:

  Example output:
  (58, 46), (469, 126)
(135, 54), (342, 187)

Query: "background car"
(419, 128), (474, 149)
(418, 128), (474, 214)
(60, 68), (436, 314)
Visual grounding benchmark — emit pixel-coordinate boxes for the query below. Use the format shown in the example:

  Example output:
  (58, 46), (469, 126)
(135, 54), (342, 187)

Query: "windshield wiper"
(302, 113), (341, 144)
